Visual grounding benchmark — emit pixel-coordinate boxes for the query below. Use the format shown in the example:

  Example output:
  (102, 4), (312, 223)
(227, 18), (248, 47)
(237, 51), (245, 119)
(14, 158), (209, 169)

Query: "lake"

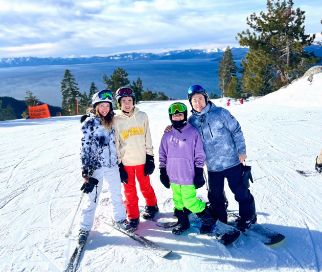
(0, 59), (221, 107)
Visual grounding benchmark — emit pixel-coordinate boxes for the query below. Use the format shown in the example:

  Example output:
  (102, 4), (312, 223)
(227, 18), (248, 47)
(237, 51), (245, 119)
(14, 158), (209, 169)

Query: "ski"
(156, 221), (179, 229)
(64, 241), (86, 272)
(227, 212), (285, 246)
(296, 169), (320, 177)
(105, 222), (172, 258)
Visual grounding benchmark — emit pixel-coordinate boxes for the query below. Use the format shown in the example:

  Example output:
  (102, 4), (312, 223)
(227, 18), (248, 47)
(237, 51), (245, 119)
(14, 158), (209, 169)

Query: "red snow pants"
(123, 164), (157, 220)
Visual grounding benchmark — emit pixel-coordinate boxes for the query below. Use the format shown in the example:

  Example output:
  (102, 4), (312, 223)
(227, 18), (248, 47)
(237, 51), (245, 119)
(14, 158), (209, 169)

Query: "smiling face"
(97, 102), (110, 117)
(120, 96), (134, 113)
(191, 93), (206, 112)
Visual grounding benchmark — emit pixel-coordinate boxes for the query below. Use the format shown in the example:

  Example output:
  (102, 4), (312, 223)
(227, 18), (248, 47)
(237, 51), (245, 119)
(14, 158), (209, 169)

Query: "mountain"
(0, 96), (62, 120)
(0, 71), (322, 271)
(0, 48), (249, 67)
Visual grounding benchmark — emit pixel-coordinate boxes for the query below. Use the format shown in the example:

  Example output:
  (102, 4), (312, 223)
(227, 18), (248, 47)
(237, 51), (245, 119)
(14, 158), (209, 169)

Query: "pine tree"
(103, 68), (130, 92)
(60, 69), (80, 115)
(89, 82), (98, 99)
(131, 77), (143, 102)
(225, 76), (241, 98)
(22, 90), (40, 118)
(219, 47), (238, 97)
(237, 0), (316, 94)
(0, 101), (16, 121)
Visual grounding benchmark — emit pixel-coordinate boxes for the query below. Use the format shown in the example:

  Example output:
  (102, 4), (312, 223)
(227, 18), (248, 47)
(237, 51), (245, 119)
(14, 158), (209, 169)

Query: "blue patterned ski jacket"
(188, 101), (246, 172)
(80, 116), (118, 177)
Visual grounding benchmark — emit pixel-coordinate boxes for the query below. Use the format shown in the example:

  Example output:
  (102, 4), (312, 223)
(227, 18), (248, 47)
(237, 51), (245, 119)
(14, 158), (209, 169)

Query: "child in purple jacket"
(159, 102), (217, 235)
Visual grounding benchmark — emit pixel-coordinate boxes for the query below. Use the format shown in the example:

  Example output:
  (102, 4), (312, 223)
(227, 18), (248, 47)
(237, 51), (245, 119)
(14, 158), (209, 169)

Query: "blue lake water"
(0, 59), (221, 107)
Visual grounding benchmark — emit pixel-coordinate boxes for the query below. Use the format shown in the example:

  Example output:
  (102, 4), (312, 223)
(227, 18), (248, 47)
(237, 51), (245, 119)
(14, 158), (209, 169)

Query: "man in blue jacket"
(187, 85), (256, 232)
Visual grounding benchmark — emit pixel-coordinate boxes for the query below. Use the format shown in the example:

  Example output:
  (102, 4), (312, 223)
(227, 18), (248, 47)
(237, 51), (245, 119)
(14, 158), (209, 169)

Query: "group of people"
(77, 84), (257, 243)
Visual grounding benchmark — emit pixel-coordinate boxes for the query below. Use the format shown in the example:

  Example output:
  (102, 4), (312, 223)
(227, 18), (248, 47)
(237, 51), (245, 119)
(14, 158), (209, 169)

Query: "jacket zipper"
(208, 123), (213, 138)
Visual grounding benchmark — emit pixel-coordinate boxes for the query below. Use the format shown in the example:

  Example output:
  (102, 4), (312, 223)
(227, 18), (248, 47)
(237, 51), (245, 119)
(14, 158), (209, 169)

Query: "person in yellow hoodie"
(114, 87), (158, 231)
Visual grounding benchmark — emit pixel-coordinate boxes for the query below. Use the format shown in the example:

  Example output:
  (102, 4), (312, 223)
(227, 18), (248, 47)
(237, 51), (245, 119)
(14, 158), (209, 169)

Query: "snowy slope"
(0, 73), (322, 272)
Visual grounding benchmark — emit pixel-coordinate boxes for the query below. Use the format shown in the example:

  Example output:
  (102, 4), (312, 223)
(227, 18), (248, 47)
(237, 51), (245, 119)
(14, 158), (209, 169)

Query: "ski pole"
(65, 193), (84, 238)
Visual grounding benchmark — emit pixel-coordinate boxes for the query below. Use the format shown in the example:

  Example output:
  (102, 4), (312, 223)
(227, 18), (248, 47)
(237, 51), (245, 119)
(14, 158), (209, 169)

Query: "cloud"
(0, 0), (320, 57)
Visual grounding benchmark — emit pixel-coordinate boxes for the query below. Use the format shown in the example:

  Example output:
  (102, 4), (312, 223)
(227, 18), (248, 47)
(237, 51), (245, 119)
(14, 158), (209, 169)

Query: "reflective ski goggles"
(187, 84), (207, 96)
(98, 89), (113, 100)
(168, 102), (187, 115)
(116, 87), (133, 97)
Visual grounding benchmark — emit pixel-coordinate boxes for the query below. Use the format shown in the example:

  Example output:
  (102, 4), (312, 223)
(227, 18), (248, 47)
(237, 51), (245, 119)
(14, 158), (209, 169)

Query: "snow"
(0, 73), (322, 272)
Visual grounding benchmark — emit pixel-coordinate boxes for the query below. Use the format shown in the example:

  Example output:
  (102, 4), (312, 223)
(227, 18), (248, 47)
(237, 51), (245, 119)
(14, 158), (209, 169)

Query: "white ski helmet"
(92, 89), (113, 108)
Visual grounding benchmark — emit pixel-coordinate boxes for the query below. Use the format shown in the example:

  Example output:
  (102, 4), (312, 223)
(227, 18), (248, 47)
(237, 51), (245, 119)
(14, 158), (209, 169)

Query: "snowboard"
(227, 212), (285, 246)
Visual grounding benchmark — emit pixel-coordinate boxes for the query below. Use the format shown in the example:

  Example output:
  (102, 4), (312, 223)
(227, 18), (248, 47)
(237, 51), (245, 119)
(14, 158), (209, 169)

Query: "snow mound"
(252, 71), (322, 108)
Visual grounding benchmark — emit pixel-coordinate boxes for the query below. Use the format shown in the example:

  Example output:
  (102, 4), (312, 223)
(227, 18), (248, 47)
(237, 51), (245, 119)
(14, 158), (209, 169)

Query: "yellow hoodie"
(114, 107), (154, 166)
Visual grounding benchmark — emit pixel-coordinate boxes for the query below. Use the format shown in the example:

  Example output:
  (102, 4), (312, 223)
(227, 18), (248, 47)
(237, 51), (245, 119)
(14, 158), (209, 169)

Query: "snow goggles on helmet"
(98, 89), (113, 100)
(116, 87), (133, 97)
(187, 84), (207, 96)
(168, 102), (187, 115)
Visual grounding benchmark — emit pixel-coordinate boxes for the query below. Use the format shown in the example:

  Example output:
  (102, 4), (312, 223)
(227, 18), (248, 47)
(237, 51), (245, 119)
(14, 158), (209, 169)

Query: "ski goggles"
(187, 84), (207, 96)
(116, 87), (133, 97)
(98, 89), (113, 100)
(168, 102), (187, 115)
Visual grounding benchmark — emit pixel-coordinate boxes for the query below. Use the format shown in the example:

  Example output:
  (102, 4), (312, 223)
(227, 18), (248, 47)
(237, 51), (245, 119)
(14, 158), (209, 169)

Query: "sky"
(0, 0), (321, 58)
(0, 71), (322, 271)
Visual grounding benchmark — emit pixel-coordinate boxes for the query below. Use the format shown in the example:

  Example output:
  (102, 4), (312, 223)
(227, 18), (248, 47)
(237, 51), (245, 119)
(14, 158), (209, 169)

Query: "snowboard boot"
(315, 156), (322, 173)
(142, 205), (159, 220)
(114, 219), (130, 231)
(236, 214), (257, 232)
(197, 206), (217, 234)
(127, 218), (140, 232)
(172, 209), (190, 235)
(78, 229), (89, 245)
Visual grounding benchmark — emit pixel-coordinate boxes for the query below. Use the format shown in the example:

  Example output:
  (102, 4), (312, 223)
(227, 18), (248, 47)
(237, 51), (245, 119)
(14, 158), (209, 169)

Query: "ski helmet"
(115, 86), (135, 105)
(187, 84), (208, 105)
(92, 89), (113, 108)
(168, 102), (188, 129)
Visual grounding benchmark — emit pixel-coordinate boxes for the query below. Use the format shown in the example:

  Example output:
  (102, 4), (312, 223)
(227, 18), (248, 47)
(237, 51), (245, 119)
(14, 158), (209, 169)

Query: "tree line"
(218, 0), (321, 99)
(61, 67), (169, 115)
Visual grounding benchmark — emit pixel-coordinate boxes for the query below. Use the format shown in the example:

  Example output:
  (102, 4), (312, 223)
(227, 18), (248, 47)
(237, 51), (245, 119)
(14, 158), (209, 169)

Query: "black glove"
(80, 177), (99, 194)
(144, 154), (155, 176)
(241, 164), (253, 188)
(118, 163), (128, 184)
(160, 168), (170, 189)
(193, 167), (205, 189)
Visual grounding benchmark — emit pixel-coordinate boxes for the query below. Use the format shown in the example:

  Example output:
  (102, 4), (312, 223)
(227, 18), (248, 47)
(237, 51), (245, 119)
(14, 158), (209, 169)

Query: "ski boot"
(78, 229), (89, 244)
(236, 214), (257, 232)
(197, 206), (217, 234)
(127, 218), (140, 232)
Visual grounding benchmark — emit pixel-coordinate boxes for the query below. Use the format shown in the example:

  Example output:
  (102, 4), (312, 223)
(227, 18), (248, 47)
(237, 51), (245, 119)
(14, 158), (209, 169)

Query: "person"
(114, 86), (158, 231)
(159, 102), (217, 235)
(316, 149), (322, 173)
(187, 84), (257, 232)
(78, 89), (129, 244)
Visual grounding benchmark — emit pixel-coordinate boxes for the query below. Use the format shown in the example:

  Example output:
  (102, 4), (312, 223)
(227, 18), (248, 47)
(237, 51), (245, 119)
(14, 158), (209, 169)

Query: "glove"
(118, 163), (128, 184)
(144, 154), (155, 176)
(80, 177), (99, 194)
(160, 168), (170, 189)
(241, 164), (253, 188)
(193, 167), (205, 189)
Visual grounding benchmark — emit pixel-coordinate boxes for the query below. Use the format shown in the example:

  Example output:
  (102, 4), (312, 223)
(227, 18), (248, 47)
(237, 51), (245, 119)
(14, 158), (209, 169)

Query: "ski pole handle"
(65, 193), (84, 238)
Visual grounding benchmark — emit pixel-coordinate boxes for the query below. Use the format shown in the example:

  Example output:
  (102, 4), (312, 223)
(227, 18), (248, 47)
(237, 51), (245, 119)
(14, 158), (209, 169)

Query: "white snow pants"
(79, 165), (127, 231)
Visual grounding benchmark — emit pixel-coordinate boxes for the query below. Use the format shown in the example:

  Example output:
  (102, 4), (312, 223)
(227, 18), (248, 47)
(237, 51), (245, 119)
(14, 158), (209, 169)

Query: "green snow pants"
(170, 183), (206, 213)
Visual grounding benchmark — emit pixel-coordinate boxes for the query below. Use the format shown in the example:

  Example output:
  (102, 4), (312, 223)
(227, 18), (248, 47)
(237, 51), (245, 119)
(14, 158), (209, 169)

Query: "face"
(120, 96), (134, 112)
(191, 93), (206, 112)
(171, 112), (184, 121)
(97, 102), (110, 116)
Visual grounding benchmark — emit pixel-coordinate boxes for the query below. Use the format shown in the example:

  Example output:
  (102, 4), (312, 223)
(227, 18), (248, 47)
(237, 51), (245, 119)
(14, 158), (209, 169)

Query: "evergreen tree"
(79, 91), (90, 114)
(103, 68), (130, 92)
(60, 69), (80, 115)
(219, 47), (238, 97)
(89, 82), (98, 99)
(23, 90), (40, 118)
(237, 0), (316, 94)
(0, 101), (16, 121)
(225, 76), (241, 98)
(130, 77), (143, 102)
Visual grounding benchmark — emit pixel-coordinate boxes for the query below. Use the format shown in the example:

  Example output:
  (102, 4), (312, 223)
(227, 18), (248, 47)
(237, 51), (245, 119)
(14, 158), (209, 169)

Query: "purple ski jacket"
(159, 123), (206, 185)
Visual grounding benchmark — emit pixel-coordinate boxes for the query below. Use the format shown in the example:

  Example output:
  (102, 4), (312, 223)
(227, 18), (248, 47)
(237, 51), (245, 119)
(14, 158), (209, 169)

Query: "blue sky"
(0, 0), (321, 58)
